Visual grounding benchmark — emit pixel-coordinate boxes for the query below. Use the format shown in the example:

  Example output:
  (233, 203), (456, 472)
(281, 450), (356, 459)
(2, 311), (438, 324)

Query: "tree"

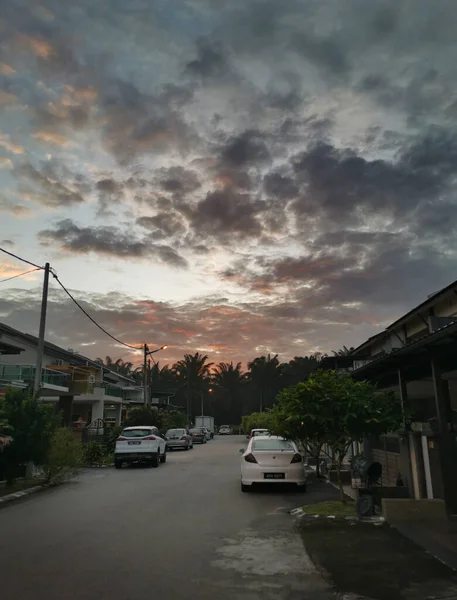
(280, 355), (321, 388)
(247, 354), (281, 411)
(96, 356), (134, 377)
(269, 370), (403, 501)
(124, 406), (161, 428)
(332, 346), (354, 356)
(0, 388), (60, 485)
(241, 411), (273, 434)
(212, 362), (246, 424)
(173, 353), (213, 421)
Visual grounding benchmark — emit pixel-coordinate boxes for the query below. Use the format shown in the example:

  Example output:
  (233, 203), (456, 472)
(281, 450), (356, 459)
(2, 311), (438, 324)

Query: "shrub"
(44, 428), (82, 484)
(104, 425), (123, 454)
(83, 441), (104, 466)
(0, 388), (60, 485)
(124, 406), (161, 428)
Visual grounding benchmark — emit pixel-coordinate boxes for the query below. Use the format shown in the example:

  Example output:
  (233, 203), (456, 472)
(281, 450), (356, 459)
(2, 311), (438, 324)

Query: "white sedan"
(240, 435), (306, 492)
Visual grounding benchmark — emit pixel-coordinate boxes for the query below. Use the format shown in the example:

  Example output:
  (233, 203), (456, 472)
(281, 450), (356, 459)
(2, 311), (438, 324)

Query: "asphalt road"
(0, 435), (332, 600)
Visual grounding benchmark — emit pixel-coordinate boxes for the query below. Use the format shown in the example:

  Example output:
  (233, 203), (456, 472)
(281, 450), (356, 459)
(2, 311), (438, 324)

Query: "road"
(0, 435), (332, 600)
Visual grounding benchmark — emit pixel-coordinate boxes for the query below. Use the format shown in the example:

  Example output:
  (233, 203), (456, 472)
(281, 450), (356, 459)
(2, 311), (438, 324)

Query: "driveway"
(0, 435), (333, 600)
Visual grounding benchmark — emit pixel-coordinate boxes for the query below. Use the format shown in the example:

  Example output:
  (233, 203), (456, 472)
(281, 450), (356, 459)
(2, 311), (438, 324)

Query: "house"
(320, 280), (457, 514)
(0, 322), (143, 430)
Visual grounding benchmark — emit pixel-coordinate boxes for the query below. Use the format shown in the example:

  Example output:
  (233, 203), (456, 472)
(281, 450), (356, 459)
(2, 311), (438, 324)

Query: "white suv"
(115, 426), (166, 469)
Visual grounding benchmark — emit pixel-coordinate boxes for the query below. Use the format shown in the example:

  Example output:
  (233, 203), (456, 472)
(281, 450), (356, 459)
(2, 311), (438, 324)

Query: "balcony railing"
(0, 365), (69, 388)
(104, 384), (123, 398)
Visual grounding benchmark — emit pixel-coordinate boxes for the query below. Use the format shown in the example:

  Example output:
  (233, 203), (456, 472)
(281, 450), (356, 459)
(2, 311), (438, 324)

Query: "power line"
(0, 267), (41, 284)
(51, 272), (140, 351)
(0, 247), (44, 270)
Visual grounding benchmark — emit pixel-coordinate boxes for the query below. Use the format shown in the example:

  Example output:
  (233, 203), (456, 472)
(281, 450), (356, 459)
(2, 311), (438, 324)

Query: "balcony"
(103, 384), (123, 399)
(0, 364), (69, 392)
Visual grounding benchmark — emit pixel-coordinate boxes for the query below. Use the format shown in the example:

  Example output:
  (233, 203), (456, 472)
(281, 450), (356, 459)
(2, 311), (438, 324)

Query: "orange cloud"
(172, 328), (196, 336)
(0, 134), (24, 155)
(0, 91), (18, 107)
(0, 63), (16, 75)
(33, 130), (70, 147)
(29, 38), (53, 59)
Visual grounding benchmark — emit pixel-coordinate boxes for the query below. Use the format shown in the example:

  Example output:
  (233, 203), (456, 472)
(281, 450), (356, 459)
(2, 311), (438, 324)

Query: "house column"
(58, 396), (73, 428)
(430, 355), (457, 513)
(115, 404), (122, 426)
(398, 370), (420, 499)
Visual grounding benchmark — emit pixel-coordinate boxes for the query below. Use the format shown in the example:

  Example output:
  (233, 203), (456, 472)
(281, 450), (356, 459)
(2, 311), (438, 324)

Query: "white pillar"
(421, 435), (434, 499)
(408, 433), (421, 499)
(115, 404), (122, 426)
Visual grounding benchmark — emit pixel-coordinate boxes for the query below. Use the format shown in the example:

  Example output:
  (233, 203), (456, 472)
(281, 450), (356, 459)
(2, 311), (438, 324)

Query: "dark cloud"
(219, 130), (270, 168)
(39, 219), (188, 268)
(137, 213), (187, 240)
(263, 171), (298, 199)
(96, 178), (125, 215)
(186, 38), (228, 79)
(15, 162), (86, 208)
(156, 166), (201, 194)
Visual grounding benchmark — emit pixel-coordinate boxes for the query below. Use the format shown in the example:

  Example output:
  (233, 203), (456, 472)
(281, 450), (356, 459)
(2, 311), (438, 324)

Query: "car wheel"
(160, 451), (167, 463)
(151, 452), (160, 468)
(298, 484), (307, 493)
(185, 443), (189, 451)
(114, 460), (122, 469)
(241, 483), (250, 493)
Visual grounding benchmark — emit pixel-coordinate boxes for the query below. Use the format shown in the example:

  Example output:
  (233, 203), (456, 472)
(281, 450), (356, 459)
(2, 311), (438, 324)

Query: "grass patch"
(302, 500), (356, 517)
(299, 519), (457, 600)
(0, 479), (46, 498)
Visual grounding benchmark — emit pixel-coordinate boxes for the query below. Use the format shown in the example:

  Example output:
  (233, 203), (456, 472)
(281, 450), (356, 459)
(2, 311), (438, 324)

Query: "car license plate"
(264, 473), (285, 479)
(128, 441), (141, 445)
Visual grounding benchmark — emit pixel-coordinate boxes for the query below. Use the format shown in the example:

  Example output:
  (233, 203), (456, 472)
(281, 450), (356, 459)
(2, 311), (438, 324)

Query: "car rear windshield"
(252, 439), (294, 451)
(122, 429), (153, 438)
(252, 430), (268, 436)
(166, 429), (184, 436)
(189, 429), (201, 434)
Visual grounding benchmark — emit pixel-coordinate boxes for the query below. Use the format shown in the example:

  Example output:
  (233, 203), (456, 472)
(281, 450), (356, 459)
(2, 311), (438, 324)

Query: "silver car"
(165, 428), (193, 451)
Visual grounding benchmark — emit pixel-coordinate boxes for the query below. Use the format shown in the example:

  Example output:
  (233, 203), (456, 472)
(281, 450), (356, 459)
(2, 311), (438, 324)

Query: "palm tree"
(280, 355), (320, 388)
(332, 346), (354, 356)
(247, 354), (281, 412)
(173, 353), (214, 421)
(96, 356), (134, 377)
(212, 362), (246, 423)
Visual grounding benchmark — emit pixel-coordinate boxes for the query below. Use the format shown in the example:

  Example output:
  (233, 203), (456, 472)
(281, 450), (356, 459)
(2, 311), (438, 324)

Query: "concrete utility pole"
(34, 262), (50, 394)
(143, 343), (148, 406)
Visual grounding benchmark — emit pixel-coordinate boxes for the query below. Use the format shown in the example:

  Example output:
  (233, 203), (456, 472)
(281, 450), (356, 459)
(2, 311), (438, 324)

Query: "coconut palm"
(247, 354), (281, 412)
(332, 346), (354, 356)
(212, 362), (246, 423)
(173, 353), (214, 420)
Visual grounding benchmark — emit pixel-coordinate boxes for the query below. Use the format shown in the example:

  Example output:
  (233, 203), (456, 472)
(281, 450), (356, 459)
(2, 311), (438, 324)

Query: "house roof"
(352, 318), (457, 379)
(0, 322), (136, 383)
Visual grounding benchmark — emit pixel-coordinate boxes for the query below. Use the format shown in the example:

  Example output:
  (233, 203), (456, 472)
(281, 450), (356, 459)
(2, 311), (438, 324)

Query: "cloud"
(0, 134), (25, 155)
(0, 196), (33, 217)
(219, 130), (270, 168)
(39, 219), (188, 268)
(185, 38), (229, 79)
(15, 162), (86, 208)
(0, 63), (16, 75)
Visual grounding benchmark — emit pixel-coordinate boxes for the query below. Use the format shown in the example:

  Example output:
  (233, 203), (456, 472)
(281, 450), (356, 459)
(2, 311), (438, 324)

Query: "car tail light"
(116, 436), (127, 441)
(291, 453), (302, 463)
(244, 453), (257, 463)
(144, 435), (156, 440)
(180, 436), (187, 440)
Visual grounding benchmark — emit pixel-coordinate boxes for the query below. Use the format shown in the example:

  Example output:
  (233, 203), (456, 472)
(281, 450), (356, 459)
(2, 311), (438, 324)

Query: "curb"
(289, 507), (385, 524)
(0, 483), (50, 508)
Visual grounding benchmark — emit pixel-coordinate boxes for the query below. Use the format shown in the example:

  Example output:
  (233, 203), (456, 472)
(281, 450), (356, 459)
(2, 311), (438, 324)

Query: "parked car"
(197, 426), (211, 441)
(189, 428), (207, 444)
(115, 426), (166, 468)
(248, 428), (270, 439)
(219, 425), (231, 435)
(240, 435), (306, 492)
(165, 428), (193, 451)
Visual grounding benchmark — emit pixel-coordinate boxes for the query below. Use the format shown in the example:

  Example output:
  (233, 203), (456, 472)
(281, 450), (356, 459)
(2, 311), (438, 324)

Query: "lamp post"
(143, 344), (168, 405)
(200, 387), (212, 416)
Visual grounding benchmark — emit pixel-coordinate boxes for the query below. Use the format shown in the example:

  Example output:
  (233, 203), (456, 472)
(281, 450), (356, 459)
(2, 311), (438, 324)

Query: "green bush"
(161, 410), (187, 432)
(0, 388), (60, 485)
(124, 406), (161, 428)
(83, 441), (104, 466)
(104, 425), (123, 454)
(44, 428), (82, 484)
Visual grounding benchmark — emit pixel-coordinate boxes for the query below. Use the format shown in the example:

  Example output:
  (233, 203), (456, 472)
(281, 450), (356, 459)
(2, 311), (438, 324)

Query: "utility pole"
(143, 343), (148, 405)
(34, 262), (50, 394)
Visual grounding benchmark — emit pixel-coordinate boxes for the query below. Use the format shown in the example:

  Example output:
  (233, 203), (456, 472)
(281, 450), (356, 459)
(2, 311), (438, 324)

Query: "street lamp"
(200, 387), (213, 417)
(143, 344), (168, 405)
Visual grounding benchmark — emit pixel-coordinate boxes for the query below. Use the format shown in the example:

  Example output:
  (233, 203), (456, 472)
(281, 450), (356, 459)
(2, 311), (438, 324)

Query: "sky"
(1, 0), (457, 367)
